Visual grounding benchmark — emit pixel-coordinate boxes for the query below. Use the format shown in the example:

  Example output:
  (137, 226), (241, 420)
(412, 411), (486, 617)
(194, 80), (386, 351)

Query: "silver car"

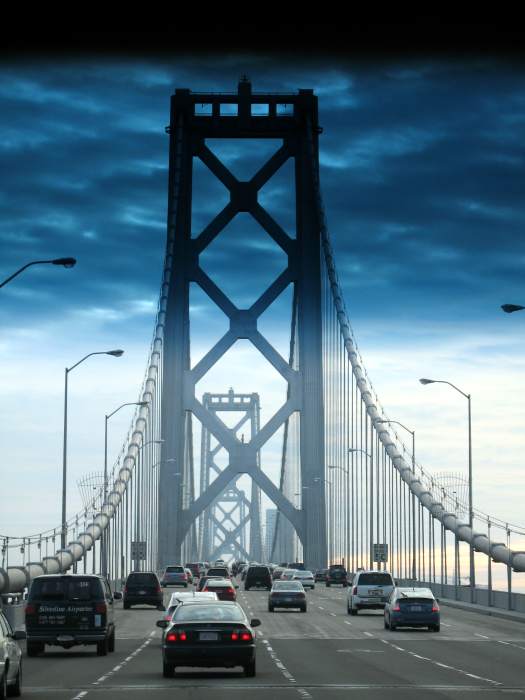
(347, 570), (395, 615)
(0, 609), (24, 697)
(292, 570), (315, 589)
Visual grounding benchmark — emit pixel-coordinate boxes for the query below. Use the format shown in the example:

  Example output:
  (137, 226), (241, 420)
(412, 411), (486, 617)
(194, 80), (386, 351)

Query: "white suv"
(347, 570), (395, 615)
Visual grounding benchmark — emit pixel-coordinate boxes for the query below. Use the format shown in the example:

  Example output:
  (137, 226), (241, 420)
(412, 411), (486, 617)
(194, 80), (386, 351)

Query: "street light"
(419, 377), (475, 602)
(102, 401), (149, 575)
(0, 257), (77, 288)
(501, 304), (525, 313)
(376, 419), (416, 580)
(61, 349), (124, 549)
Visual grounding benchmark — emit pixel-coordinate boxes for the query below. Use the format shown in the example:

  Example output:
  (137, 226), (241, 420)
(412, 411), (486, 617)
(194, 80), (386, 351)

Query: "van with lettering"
(25, 574), (121, 656)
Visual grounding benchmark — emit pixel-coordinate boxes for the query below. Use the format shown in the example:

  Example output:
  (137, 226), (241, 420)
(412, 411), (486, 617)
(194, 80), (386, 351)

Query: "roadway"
(21, 582), (525, 698)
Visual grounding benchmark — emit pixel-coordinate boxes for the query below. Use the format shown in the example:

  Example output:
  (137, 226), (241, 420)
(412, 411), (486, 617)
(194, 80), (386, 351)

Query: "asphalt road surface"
(20, 582), (525, 698)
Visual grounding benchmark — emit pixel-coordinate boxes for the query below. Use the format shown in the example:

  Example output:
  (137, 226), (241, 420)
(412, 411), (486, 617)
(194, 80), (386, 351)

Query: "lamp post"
(0, 257), (76, 288)
(376, 419), (416, 580)
(419, 377), (475, 602)
(102, 400), (149, 577)
(61, 349), (124, 549)
(349, 448), (373, 569)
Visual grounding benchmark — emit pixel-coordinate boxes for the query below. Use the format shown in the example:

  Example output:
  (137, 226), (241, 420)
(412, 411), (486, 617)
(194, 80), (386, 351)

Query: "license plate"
(411, 605), (423, 612)
(284, 597), (294, 602)
(200, 632), (218, 641)
(368, 589), (381, 596)
(139, 590), (146, 594)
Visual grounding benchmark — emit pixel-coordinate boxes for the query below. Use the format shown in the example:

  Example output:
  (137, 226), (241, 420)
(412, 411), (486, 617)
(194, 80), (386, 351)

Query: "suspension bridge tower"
(158, 78), (327, 570)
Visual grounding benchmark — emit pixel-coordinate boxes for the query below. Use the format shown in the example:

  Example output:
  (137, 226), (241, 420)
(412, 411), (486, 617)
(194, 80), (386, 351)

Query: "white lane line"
(498, 640), (525, 651)
(92, 635), (154, 686)
(329, 612), (337, 617)
(363, 632), (374, 638)
(71, 693), (88, 700)
(382, 638), (502, 686)
(441, 622), (452, 627)
(318, 606), (325, 610)
(475, 633), (489, 639)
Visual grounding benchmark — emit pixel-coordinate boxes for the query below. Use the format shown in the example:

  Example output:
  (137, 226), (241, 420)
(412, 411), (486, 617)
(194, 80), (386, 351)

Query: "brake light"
(182, 573), (187, 580)
(166, 630), (187, 642)
(432, 602), (440, 612)
(25, 604), (36, 615)
(231, 632), (239, 641)
(95, 603), (107, 614)
(241, 632), (252, 641)
(156, 585), (161, 593)
(227, 587), (235, 595)
(392, 604), (400, 612)
(353, 586), (357, 595)
(124, 586), (128, 593)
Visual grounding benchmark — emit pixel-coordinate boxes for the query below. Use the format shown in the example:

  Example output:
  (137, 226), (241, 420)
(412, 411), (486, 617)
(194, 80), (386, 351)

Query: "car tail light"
(156, 585), (161, 593)
(231, 632), (239, 641)
(241, 632), (252, 641)
(227, 587), (235, 595)
(182, 573), (187, 580)
(124, 586), (128, 593)
(392, 604), (400, 612)
(432, 602), (440, 612)
(95, 603), (107, 614)
(166, 630), (187, 642)
(25, 604), (36, 615)
(353, 586), (357, 595)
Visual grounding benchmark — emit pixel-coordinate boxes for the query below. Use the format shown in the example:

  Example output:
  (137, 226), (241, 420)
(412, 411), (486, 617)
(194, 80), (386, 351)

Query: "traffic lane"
(22, 600), (162, 695)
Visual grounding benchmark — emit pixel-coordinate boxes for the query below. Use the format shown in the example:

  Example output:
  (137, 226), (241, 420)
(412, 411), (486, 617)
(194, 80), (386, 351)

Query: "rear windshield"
(358, 573), (393, 585)
(127, 573), (158, 585)
(165, 566), (184, 573)
(398, 597), (433, 605)
(207, 568), (229, 576)
(248, 567), (270, 576)
(329, 566), (346, 572)
(273, 581), (303, 591)
(174, 604), (245, 622)
(29, 577), (102, 601)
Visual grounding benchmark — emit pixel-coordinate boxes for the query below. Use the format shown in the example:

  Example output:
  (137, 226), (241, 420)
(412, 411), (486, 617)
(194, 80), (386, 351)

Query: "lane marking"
(71, 693), (88, 700)
(475, 633), (489, 639)
(363, 632), (374, 638)
(93, 634), (155, 686)
(498, 640), (525, 652)
(261, 638), (297, 684)
(382, 638), (502, 686)
(329, 612), (337, 617)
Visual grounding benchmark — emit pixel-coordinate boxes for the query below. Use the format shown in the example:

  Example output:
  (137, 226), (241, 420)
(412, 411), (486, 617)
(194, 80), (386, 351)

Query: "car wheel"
(7, 661), (22, 698)
(245, 586), (250, 591)
(268, 605), (274, 612)
(108, 629), (115, 653)
(244, 659), (256, 677)
(384, 617), (389, 629)
(301, 606), (307, 613)
(350, 608), (358, 616)
(163, 661), (175, 678)
(0, 671), (7, 700)
(326, 582), (330, 587)
(389, 622), (396, 631)
(184, 584), (188, 588)
(97, 637), (109, 656)
(123, 602), (130, 610)
(26, 642), (44, 657)
(432, 624), (440, 632)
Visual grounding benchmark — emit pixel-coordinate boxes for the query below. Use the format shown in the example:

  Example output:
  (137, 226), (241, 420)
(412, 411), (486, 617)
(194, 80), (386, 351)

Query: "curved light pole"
(420, 377), (475, 602)
(103, 400), (149, 576)
(0, 257), (76, 288)
(61, 349), (124, 549)
(376, 419), (416, 579)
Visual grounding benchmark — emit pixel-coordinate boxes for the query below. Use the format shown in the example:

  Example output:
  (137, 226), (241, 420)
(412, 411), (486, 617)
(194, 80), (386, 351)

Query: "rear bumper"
(26, 629), (109, 646)
(124, 595), (162, 606)
(390, 613), (440, 627)
(163, 644), (255, 667)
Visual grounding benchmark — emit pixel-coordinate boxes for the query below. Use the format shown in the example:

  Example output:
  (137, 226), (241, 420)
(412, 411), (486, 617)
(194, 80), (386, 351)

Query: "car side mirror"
(156, 620), (168, 628)
(114, 592), (123, 600)
(13, 630), (26, 640)
(250, 618), (261, 627)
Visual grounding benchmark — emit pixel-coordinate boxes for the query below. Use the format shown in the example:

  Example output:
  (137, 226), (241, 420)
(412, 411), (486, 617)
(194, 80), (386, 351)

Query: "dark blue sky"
(2, 51), (525, 561)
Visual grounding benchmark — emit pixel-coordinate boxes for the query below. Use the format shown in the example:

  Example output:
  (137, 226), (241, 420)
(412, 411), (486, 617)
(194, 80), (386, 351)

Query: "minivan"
(347, 570), (395, 615)
(123, 571), (164, 609)
(244, 565), (272, 591)
(25, 574), (120, 656)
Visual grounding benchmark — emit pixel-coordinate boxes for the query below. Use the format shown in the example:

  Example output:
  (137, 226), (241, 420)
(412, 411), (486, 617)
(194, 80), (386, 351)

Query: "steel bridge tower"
(158, 79), (327, 570)
(198, 390), (263, 563)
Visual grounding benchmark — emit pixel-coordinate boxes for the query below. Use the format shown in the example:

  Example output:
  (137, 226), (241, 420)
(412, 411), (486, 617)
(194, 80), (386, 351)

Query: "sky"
(1, 39), (525, 587)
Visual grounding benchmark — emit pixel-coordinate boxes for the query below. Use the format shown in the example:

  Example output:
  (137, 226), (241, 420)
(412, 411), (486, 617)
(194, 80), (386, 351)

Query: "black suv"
(123, 571), (163, 609)
(326, 564), (348, 587)
(244, 565), (272, 591)
(25, 574), (120, 656)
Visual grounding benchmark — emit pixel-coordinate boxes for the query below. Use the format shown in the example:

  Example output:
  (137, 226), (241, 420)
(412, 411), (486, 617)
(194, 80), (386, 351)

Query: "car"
(326, 564), (348, 587)
(280, 569), (295, 581)
(244, 565), (272, 591)
(161, 565), (189, 588)
(0, 608), (25, 697)
(124, 571), (164, 609)
(158, 591), (219, 626)
(25, 574), (121, 656)
(272, 567), (285, 580)
(347, 570), (395, 615)
(292, 570), (315, 589)
(384, 587), (440, 631)
(185, 563), (202, 579)
(202, 578), (237, 601)
(205, 566), (231, 580)
(184, 568), (194, 585)
(268, 581), (307, 612)
(197, 575), (225, 592)
(160, 600), (261, 677)
(313, 568), (328, 582)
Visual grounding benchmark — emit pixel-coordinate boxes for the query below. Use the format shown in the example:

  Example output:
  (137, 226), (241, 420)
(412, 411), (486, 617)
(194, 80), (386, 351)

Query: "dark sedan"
(268, 580), (307, 612)
(159, 601), (261, 677)
(384, 587), (440, 631)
